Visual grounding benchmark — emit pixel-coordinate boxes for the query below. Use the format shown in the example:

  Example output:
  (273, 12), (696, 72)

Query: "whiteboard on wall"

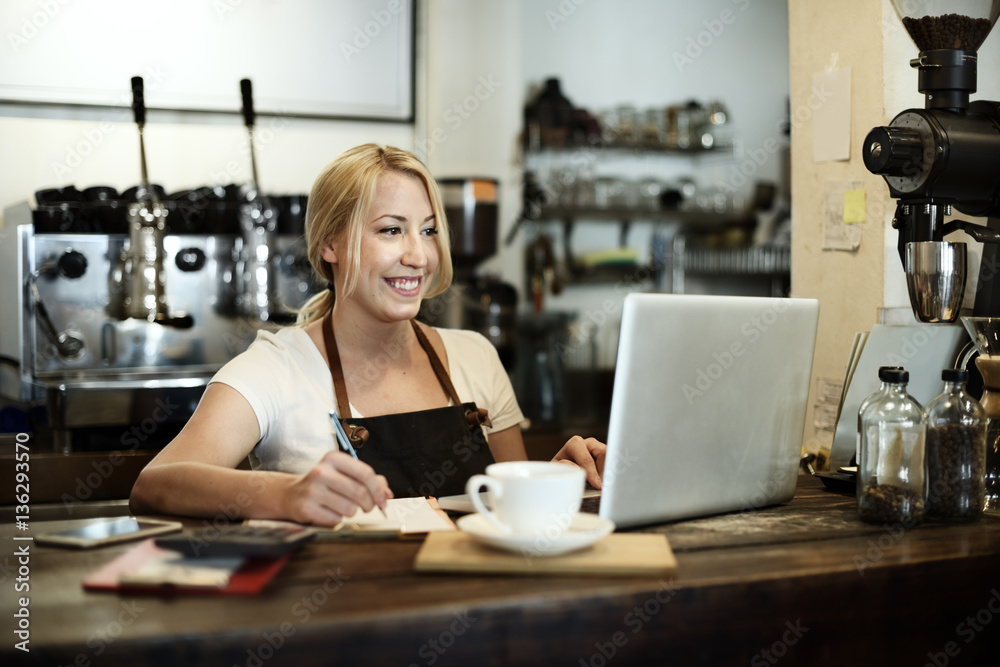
(0, 0), (414, 121)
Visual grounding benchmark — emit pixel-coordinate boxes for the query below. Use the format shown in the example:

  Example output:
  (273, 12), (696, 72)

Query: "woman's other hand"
(281, 451), (393, 526)
(553, 436), (606, 489)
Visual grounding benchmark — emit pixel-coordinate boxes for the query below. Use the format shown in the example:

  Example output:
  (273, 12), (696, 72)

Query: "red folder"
(83, 538), (290, 596)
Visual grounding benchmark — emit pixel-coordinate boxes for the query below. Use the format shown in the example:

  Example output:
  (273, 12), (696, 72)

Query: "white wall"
(0, 0), (418, 226)
(0, 112), (412, 218)
(422, 0), (524, 287)
(0, 0), (529, 292)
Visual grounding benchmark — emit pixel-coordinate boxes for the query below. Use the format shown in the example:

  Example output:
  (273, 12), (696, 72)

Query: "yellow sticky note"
(843, 188), (865, 224)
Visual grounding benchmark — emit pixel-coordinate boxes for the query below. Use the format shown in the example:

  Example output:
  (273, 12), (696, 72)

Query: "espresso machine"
(0, 78), (317, 465)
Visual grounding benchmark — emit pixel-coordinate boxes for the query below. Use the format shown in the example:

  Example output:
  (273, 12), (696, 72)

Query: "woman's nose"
(401, 234), (428, 267)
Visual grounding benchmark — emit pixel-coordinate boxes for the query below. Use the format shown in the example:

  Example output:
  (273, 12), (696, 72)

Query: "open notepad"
(247, 497), (456, 538)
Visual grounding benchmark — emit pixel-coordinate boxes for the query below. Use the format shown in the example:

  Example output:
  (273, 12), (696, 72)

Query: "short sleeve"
(438, 328), (524, 434)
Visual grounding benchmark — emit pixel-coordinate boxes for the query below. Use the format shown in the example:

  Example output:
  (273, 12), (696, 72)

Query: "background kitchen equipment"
(960, 316), (1000, 513)
(863, 0), (1000, 323)
(842, 1), (1000, 496)
(419, 178), (518, 371)
(0, 187), (316, 456)
(522, 76), (732, 152)
(233, 78), (282, 323)
(108, 77), (193, 330)
(0, 78), (319, 460)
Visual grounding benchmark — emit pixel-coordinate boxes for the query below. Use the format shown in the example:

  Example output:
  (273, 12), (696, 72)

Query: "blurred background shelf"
(679, 244), (790, 276)
(531, 205), (753, 228)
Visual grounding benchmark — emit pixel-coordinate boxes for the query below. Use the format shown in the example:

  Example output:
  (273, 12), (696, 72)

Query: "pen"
(329, 409), (388, 519)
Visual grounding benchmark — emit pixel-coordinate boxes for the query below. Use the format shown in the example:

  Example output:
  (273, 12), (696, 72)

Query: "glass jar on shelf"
(616, 104), (639, 147)
(925, 368), (986, 521)
(857, 368), (927, 526)
(641, 107), (666, 148)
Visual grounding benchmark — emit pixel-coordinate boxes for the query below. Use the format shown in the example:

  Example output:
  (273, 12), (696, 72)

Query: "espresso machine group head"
(234, 78), (281, 323)
(108, 76), (192, 329)
(864, 0), (1000, 322)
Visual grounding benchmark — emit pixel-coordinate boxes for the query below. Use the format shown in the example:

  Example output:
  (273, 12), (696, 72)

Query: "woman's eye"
(380, 226), (402, 236)
(421, 227), (438, 236)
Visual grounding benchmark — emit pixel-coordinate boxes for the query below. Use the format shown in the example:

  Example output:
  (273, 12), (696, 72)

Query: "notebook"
(246, 497), (456, 538)
(598, 293), (819, 527)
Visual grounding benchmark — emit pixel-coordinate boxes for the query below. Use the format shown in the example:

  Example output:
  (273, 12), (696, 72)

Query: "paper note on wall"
(812, 67), (852, 163)
(822, 180), (863, 251)
(843, 189), (866, 224)
(813, 377), (845, 432)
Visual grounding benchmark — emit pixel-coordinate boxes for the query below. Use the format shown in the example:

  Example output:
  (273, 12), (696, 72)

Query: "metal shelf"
(531, 206), (752, 229)
(524, 141), (734, 157)
(680, 245), (790, 276)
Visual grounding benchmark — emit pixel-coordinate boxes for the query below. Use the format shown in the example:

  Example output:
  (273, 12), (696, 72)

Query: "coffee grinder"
(862, 0), (1000, 510)
(864, 1), (1000, 321)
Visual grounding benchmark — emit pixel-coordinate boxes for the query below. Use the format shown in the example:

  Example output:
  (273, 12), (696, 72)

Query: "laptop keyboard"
(580, 495), (602, 514)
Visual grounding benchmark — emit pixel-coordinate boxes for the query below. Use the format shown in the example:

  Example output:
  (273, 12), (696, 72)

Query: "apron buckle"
(347, 424), (369, 447)
(466, 407), (492, 429)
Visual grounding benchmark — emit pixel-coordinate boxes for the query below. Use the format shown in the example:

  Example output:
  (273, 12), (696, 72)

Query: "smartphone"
(37, 517), (183, 549)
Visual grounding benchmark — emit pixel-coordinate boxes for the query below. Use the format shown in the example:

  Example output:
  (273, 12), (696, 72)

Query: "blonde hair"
(297, 144), (453, 326)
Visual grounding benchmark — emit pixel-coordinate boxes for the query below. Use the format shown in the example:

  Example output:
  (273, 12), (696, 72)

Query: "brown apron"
(322, 312), (496, 497)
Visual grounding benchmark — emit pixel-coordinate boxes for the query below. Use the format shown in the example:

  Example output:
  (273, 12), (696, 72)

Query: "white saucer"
(457, 513), (615, 557)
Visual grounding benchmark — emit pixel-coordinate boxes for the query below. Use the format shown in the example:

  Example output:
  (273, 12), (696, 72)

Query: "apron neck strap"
(409, 318), (462, 405)
(322, 312), (461, 419)
(322, 311), (353, 418)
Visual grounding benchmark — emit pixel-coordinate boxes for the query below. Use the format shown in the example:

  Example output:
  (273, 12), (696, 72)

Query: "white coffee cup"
(465, 461), (585, 536)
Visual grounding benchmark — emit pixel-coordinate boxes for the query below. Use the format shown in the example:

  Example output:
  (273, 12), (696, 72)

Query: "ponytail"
(296, 289), (334, 326)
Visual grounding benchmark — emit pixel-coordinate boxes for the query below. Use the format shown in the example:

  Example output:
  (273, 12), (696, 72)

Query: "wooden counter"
(5, 475), (1000, 666)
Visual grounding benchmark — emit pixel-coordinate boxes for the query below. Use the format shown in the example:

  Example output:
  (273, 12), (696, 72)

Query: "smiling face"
(322, 170), (440, 325)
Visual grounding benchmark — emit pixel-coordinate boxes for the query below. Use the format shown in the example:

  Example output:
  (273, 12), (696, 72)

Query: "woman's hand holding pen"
(553, 436), (607, 489)
(281, 451), (393, 526)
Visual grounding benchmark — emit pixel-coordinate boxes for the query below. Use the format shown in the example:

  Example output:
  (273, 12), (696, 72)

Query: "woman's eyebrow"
(372, 213), (436, 223)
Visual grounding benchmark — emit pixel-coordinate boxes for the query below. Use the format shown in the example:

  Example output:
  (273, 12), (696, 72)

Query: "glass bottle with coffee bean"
(858, 368), (927, 526)
(924, 368), (987, 521)
(855, 366), (904, 467)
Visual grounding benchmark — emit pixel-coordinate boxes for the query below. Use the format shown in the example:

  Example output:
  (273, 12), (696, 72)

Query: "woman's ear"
(320, 242), (339, 265)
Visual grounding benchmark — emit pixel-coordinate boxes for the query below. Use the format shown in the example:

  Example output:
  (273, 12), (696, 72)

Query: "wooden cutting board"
(413, 532), (677, 577)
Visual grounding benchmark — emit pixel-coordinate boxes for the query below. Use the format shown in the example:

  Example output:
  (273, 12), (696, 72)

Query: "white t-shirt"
(211, 325), (524, 474)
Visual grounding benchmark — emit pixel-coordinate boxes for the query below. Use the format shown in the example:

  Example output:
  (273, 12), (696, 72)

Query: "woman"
(130, 144), (605, 525)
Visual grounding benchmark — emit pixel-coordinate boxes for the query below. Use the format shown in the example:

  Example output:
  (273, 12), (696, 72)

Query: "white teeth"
(388, 278), (419, 291)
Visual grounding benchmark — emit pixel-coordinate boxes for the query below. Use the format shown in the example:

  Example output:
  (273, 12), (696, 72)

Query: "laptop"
(438, 293), (819, 529)
(597, 293), (819, 527)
